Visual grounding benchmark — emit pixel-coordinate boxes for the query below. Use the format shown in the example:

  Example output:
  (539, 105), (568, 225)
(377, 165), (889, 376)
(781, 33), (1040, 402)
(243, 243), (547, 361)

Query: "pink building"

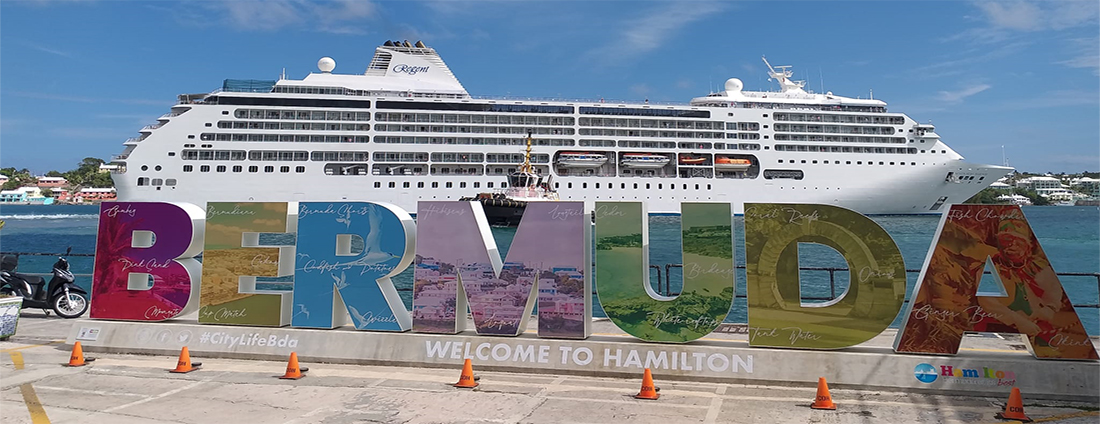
(36, 176), (67, 188)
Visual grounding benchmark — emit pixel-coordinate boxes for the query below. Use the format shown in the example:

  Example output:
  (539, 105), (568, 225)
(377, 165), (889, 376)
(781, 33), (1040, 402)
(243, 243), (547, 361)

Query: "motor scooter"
(0, 248), (89, 318)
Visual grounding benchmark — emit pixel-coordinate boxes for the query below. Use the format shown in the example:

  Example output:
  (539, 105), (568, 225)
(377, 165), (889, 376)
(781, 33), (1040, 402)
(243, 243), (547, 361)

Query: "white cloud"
(936, 84), (992, 103)
(195, 0), (377, 32)
(584, 2), (724, 66)
(974, 1), (1043, 31)
(1058, 37), (1100, 76)
(974, 0), (1099, 31)
(995, 89), (1100, 110)
(27, 43), (73, 58)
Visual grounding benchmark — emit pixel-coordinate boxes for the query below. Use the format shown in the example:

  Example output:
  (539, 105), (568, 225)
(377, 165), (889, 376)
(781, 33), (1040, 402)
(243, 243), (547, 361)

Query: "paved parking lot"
(2, 313), (1098, 424)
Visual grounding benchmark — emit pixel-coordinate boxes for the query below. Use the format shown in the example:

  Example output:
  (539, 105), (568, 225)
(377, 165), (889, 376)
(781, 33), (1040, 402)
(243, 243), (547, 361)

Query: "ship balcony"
(140, 123), (163, 132)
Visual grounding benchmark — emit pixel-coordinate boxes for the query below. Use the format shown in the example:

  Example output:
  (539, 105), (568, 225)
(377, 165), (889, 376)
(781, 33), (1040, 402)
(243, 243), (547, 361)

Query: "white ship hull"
(109, 42), (1011, 215)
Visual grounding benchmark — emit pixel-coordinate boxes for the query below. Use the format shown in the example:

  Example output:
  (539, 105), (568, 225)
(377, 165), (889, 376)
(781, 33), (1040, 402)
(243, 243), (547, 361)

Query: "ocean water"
(1, 203), (1096, 334)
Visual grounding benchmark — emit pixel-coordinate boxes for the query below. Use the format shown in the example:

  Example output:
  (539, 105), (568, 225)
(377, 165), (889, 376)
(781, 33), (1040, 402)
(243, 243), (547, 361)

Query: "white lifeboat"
(620, 153), (671, 168)
(556, 152), (608, 168)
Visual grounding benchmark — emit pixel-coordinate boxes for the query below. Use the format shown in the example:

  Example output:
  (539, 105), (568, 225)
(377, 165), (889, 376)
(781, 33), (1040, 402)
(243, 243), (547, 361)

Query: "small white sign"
(76, 327), (101, 341)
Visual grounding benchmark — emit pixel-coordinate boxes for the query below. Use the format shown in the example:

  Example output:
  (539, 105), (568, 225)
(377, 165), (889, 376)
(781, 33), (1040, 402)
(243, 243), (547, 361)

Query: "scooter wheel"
(53, 293), (88, 318)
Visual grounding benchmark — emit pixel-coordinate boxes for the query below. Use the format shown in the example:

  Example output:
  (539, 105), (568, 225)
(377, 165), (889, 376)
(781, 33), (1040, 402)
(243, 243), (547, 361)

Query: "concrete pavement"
(2, 312), (1098, 424)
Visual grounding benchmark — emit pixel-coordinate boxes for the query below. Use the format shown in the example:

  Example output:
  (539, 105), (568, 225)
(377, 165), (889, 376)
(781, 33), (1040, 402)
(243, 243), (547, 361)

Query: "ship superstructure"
(109, 40), (1011, 214)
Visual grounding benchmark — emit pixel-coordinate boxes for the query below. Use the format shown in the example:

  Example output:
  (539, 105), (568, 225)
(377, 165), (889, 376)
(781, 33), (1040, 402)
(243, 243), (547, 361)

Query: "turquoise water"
(1, 204), (1097, 334)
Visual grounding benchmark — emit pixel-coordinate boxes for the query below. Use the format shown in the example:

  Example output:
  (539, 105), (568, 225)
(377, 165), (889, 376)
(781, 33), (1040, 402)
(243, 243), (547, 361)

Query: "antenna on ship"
(521, 131), (533, 175)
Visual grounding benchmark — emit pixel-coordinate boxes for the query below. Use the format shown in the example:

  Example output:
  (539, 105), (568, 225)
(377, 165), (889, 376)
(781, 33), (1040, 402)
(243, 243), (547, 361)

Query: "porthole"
(141, 165), (148, 171)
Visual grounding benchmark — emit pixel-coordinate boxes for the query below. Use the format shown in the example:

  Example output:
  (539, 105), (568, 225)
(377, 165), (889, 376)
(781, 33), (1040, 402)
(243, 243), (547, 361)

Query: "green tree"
(45, 170), (63, 177)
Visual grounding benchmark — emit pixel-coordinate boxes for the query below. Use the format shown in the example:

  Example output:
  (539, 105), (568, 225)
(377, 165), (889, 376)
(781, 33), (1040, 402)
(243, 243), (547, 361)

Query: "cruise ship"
(109, 40), (1011, 215)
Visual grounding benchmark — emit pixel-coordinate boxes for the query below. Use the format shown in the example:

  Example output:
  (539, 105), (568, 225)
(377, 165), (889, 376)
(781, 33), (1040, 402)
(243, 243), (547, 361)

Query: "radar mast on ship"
(762, 56), (807, 93)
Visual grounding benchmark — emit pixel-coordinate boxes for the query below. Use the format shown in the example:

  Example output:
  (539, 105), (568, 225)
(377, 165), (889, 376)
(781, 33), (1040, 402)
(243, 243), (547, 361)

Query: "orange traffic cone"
(279, 352), (308, 380)
(66, 341), (95, 367)
(453, 358), (479, 388)
(170, 347), (202, 373)
(810, 377), (836, 410)
(634, 368), (660, 400)
(995, 387), (1031, 422)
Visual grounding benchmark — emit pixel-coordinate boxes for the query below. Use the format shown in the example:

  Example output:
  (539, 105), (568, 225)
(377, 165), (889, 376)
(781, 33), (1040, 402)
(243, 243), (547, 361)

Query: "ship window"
(265, 166), (274, 172)
(418, 182), (425, 188)
(633, 183), (638, 189)
(374, 182), (381, 188)
(152, 179), (163, 186)
(432, 182), (439, 188)
(474, 182), (479, 188)
(595, 183), (600, 189)
(568, 183), (573, 189)
(280, 166), (290, 173)
(583, 183), (587, 189)
(658, 184), (662, 189)
(205, 123), (212, 127)
(501, 182), (507, 188)
(200, 165), (210, 172)
(296, 166), (305, 173)
(166, 179), (176, 186)
(646, 184), (651, 189)
(487, 182), (493, 188)
(141, 165), (148, 171)
(168, 152), (176, 157)
(232, 165), (242, 172)
(137, 177), (149, 186)
(249, 166), (258, 172)
(183, 165), (193, 172)
(812, 160), (817, 164)
(389, 182), (396, 188)
(856, 161), (862, 165)
(707, 184), (711, 190)
(216, 165), (226, 172)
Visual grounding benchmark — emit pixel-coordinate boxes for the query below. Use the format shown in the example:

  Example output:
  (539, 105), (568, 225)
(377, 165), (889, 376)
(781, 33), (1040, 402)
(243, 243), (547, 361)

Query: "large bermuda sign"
(90, 201), (1097, 360)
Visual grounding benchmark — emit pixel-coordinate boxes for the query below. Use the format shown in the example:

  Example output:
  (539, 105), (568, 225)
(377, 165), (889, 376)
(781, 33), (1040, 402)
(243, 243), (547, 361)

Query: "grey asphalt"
(2, 312), (1098, 424)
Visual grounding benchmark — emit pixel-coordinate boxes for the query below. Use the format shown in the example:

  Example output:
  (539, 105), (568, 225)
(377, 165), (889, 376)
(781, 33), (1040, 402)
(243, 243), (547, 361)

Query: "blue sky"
(1, 0), (1097, 174)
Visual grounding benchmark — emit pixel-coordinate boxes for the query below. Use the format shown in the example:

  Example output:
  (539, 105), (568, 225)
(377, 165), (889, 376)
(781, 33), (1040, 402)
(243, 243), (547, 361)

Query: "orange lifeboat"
(678, 155), (707, 165)
(714, 157), (752, 171)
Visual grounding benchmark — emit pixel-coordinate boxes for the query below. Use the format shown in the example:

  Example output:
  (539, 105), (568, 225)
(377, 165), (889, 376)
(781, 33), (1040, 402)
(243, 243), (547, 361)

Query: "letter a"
(895, 204), (1097, 360)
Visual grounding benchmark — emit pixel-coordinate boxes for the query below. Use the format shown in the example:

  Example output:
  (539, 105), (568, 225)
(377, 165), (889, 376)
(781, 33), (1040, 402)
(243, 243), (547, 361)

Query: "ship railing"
(140, 124), (162, 131)
(124, 137), (144, 143)
(471, 95), (690, 106)
(4, 251), (1096, 312)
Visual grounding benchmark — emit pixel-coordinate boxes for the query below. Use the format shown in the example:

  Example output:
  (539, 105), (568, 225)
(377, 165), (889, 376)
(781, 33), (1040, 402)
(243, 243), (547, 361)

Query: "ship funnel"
(403, 40), (412, 47)
(415, 40), (426, 48)
(384, 40), (394, 46)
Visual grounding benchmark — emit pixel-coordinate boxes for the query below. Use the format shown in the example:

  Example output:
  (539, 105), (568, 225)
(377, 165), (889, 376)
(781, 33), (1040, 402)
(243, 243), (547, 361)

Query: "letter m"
(411, 201), (590, 338)
(962, 368), (980, 378)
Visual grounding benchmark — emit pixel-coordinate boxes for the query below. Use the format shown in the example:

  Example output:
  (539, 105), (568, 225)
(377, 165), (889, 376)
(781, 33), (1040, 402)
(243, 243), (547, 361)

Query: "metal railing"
(3, 251), (1096, 309)
(651, 264), (1100, 309)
